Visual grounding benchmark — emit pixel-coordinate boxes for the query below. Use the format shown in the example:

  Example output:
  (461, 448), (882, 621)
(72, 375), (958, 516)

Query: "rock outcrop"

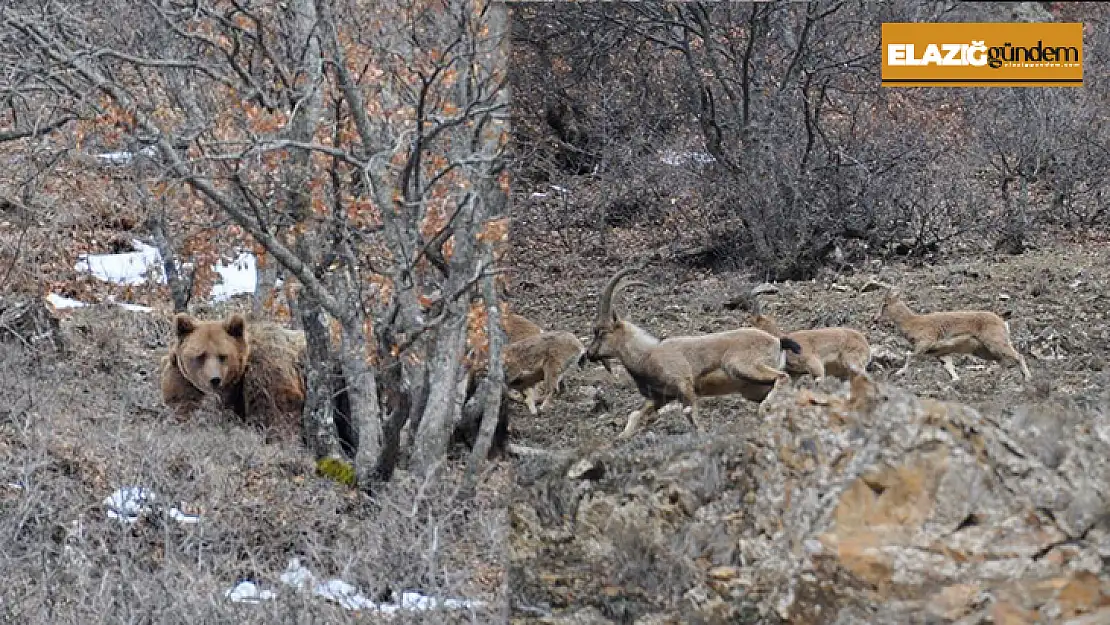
(511, 375), (1110, 623)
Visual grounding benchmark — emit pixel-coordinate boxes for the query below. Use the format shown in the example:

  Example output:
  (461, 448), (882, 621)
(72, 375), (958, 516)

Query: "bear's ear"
(224, 314), (247, 340)
(175, 314), (197, 339)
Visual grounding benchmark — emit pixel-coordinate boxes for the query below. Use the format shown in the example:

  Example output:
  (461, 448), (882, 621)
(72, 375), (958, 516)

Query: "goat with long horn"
(586, 266), (800, 439)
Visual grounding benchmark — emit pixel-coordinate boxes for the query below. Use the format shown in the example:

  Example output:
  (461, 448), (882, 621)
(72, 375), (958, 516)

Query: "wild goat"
(748, 287), (871, 380)
(504, 310), (543, 344)
(504, 330), (587, 415)
(586, 267), (799, 439)
(875, 288), (1032, 382)
(499, 309), (545, 406)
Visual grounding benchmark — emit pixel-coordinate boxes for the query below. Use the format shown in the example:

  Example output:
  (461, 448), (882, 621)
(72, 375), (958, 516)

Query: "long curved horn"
(597, 266), (640, 323)
(747, 286), (763, 316)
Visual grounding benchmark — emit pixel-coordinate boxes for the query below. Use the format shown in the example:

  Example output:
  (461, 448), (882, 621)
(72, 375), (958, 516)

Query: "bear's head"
(173, 313), (250, 394)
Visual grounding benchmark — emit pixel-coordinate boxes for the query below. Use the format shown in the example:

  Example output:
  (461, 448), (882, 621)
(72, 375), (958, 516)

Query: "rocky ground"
(505, 233), (1110, 624)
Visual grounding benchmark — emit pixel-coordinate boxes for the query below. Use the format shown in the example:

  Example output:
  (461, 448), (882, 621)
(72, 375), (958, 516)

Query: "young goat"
(748, 288), (871, 380)
(499, 309), (545, 406)
(875, 288), (1031, 383)
(503, 310), (543, 344)
(586, 267), (799, 439)
(504, 330), (587, 415)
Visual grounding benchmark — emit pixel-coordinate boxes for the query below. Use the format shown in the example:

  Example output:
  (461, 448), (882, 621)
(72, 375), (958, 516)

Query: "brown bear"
(159, 313), (308, 441)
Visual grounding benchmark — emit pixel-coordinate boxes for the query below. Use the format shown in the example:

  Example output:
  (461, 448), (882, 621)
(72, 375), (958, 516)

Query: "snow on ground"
(659, 149), (715, 166)
(75, 239), (164, 286)
(93, 146), (159, 166)
(225, 581), (276, 604)
(56, 240), (260, 311)
(103, 486), (201, 525)
(46, 293), (92, 310)
(209, 251), (257, 303)
(227, 557), (488, 613)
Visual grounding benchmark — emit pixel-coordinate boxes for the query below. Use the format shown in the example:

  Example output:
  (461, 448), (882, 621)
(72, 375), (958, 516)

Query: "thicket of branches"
(510, 2), (1110, 279)
(0, 0), (511, 489)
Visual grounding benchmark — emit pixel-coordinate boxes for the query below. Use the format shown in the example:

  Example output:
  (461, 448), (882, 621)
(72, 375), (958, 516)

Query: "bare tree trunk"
(282, 0), (350, 461)
(340, 313), (382, 488)
(413, 0), (509, 474)
(146, 210), (192, 313)
(412, 287), (472, 474)
(253, 251), (279, 317)
(299, 302), (342, 458)
(468, 244), (506, 472)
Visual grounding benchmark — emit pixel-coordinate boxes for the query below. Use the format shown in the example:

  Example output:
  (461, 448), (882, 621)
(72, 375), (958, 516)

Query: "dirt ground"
(504, 228), (1110, 621)
(505, 230), (1109, 450)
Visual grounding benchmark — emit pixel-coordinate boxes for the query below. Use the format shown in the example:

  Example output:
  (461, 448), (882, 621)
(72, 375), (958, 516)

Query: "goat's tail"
(780, 337), (803, 355)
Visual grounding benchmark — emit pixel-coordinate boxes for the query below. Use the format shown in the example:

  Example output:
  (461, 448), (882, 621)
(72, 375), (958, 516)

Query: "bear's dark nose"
(209, 376), (222, 389)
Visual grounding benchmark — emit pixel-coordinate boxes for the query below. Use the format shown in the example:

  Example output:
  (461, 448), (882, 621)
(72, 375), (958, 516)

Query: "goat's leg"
(677, 381), (702, 433)
(895, 349), (917, 377)
(538, 362), (562, 412)
(524, 386), (539, 415)
(988, 341), (1033, 382)
(1016, 352), (1032, 381)
(940, 355), (960, 382)
(618, 398), (658, 440)
(804, 354), (826, 380)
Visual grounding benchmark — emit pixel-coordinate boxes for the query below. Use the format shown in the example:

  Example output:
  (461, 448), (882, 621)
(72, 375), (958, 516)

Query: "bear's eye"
(218, 354), (228, 363)
(193, 352), (207, 363)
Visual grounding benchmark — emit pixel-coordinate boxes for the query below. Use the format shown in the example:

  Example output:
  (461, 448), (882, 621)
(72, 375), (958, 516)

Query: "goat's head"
(874, 288), (901, 323)
(586, 266), (648, 368)
(746, 285), (775, 332)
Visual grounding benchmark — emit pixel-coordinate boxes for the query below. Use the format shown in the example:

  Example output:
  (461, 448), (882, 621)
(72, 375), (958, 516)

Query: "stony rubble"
(511, 375), (1110, 623)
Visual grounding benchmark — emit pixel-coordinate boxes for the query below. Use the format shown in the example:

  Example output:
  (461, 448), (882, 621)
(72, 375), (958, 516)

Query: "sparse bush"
(510, 3), (1110, 277)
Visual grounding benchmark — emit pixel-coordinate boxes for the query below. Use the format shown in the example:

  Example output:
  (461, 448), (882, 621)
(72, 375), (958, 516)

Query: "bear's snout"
(209, 376), (222, 389)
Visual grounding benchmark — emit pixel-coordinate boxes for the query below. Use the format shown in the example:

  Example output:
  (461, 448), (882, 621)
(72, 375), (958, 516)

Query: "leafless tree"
(510, 2), (1110, 277)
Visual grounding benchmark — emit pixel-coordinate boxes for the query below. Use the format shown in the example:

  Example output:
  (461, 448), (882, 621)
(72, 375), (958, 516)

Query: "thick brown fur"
(749, 296), (871, 380)
(160, 313), (307, 440)
(503, 310), (544, 344)
(587, 267), (796, 440)
(503, 330), (586, 415)
(876, 289), (1032, 382)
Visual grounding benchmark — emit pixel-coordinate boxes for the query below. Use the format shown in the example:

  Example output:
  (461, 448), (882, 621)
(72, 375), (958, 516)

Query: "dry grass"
(0, 305), (508, 624)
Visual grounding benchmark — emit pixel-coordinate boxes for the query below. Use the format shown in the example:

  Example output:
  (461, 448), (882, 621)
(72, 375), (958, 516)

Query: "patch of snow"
(48, 293), (153, 313)
(46, 293), (154, 314)
(75, 239), (164, 286)
(530, 192), (548, 199)
(46, 293), (88, 309)
(168, 507), (202, 524)
(210, 252), (257, 303)
(104, 486), (156, 524)
(314, 579), (377, 611)
(225, 581), (276, 604)
(106, 296), (153, 313)
(276, 558), (484, 613)
(94, 145), (158, 166)
(659, 150), (716, 167)
(103, 486), (200, 525)
(279, 558), (316, 590)
(74, 240), (259, 304)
